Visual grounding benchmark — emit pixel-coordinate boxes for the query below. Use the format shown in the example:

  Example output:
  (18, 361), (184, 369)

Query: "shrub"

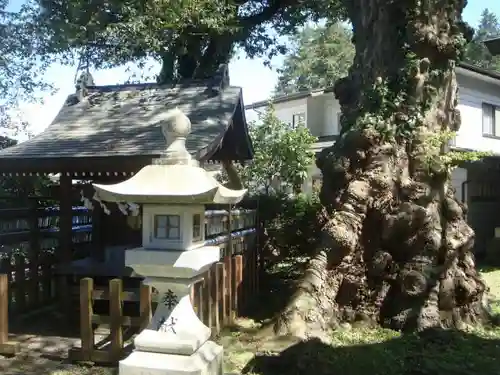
(251, 192), (322, 268)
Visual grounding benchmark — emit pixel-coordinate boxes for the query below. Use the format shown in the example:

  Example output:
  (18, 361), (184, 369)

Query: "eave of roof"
(484, 37), (500, 56)
(0, 78), (254, 173)
(245, 87), (334, 110)
(245, 63), (500, 110)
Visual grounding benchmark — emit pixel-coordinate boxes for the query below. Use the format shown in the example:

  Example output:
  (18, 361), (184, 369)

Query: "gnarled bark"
(275, 0), (489, 336)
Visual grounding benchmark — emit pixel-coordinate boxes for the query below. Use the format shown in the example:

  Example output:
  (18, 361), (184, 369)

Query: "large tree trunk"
(274, 0), (489, 336)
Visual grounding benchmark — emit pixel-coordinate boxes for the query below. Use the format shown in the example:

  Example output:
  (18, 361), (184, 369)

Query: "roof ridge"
(86, 80), (208, 92)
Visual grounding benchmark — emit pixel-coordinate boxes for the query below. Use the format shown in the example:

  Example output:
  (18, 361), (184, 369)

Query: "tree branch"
(239, 0), (295, 28)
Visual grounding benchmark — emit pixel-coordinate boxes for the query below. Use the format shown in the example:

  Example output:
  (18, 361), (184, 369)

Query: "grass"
(6, 266), (500, 375)
(481, 267), (500, 316)
(219, 267), (500, 375)
(220, 319), (500, 375)
(240, 327), (500, 375)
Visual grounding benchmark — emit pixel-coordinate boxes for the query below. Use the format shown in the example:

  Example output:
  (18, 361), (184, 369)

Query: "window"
(192, 214), (201, 240)
(482, 103), (500, 137)
(292, 112), (306, 128)
(154, 214), (180, 240)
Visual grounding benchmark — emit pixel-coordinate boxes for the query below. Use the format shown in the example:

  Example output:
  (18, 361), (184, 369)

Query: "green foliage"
(0, 1), (53, 135)
(422, 131), (491, 177)
(238, 105), (317, 194)
(24, 0), (346, 81)
(463, 8), (500, 71)
(257, 192), (322, 266)
(275, 23), (354, 95)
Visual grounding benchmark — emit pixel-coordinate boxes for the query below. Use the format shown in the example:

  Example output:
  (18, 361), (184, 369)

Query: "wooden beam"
(58, 174), (73, 328)
(91, 204), (104, 262)
(59, 174), (73, 265)
(0, 274), (20, 356)
(0, 155), (153, 174)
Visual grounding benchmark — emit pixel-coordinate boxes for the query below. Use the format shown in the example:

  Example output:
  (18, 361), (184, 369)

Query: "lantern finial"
(160, 107), (193, 165)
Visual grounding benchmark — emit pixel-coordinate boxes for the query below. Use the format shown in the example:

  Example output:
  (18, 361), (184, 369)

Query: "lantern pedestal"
(119, 246), (223, 375)
(119, 341), (223, 375)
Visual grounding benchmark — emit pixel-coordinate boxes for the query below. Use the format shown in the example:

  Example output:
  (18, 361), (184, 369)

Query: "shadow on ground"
(0, 310), (117, 375)
(8, 311), (78, 338)
(242, 328), (500, 375)
(241, 259), (304, 323)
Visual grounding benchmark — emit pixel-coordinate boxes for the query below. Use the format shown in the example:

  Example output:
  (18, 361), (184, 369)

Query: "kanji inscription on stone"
(161, 289), (178, 309)
(157, 316), (178, 334)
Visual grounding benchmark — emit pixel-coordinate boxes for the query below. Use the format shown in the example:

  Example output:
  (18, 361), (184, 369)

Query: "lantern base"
(119, 340), (223, 375)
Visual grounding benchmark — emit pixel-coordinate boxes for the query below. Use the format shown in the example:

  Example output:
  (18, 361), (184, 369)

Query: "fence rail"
(68, 244), (258, 364)
(0, 204), (92, 255)
(0, 253), (58, 315)
(0, 203), (92, 317)
(0, 205), (256, 309)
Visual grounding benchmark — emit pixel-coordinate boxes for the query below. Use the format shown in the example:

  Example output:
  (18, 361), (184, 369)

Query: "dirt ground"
(0, 313), (117, 375)
(0, 317), (296, 375)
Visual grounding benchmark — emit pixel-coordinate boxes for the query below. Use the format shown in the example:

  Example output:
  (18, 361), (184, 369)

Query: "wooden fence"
(0, 205), (259, 359)
(0, 201), (92, 316)
(0, 203), (92, 256)
(68, 239), (258, 364)
(0, 252), (57, 315)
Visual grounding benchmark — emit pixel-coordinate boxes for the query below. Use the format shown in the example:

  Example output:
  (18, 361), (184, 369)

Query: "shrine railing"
(0, 201), (92, 316)
(0, 204), (92, 256)
(68, 247), (259, 364)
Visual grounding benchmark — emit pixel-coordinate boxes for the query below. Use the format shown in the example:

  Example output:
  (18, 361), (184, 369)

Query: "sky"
(8, 0), (500, 138)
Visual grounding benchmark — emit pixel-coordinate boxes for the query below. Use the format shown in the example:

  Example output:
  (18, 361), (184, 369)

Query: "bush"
(252, 192), (322, 268)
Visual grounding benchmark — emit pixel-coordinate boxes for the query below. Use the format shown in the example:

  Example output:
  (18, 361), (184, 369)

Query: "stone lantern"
(92, 108), (247, 375)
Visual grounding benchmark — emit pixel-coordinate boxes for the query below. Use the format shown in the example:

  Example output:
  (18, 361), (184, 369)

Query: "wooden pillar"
(227, 204), (233, 256)
(91, 204), (103, 261)
(58, 173), (73, 329)
(28, 198), (40, 308)
(59, 174), (73, 265)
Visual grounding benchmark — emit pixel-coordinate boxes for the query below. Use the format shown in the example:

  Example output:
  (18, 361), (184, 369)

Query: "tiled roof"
(0, 82), (242, 160)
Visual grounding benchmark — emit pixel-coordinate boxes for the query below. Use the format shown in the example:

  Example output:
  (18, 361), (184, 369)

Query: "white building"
(245, 62), (500, 254)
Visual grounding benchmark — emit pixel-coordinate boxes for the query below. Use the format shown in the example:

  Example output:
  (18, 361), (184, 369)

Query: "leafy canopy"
(0, 0), (53, 136)
(25, 0), (346, 82)
(275, 9), (500, 97)
(463, 8), (500, 71)
(238, 105), (317, 194)
(275, 22), (354, 95)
